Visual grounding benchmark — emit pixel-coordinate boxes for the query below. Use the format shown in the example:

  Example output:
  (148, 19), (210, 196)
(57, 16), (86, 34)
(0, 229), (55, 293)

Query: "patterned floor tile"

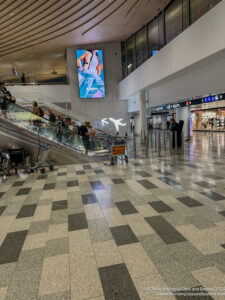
(98, 263), (140, 300)
(110, 225), (138, 246)
(115, 201), (138, 215)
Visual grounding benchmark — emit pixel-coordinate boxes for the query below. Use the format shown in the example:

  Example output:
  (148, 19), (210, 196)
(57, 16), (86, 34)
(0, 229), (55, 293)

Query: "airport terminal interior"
(0, 0), (225, 299)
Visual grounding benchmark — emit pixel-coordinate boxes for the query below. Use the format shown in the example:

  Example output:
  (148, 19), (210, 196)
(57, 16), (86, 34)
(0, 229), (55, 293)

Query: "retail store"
(192, 100), (225, 132)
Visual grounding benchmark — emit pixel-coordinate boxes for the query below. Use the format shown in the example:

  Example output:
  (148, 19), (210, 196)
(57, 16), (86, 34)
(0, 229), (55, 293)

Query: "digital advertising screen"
(76, 49), (105, 99)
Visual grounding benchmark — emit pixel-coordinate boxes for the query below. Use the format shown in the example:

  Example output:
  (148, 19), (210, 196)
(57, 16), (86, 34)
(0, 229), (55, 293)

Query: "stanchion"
(146, 130), (149, 158)
(175, 131), (178, 153)
(163, 130), (166, 151)
(133, 130), (136, 159)
(157, 131), (161, 156)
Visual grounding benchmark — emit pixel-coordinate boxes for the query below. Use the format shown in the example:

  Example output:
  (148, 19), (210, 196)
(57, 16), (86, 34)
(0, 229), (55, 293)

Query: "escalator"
(0, 101), (111, 165)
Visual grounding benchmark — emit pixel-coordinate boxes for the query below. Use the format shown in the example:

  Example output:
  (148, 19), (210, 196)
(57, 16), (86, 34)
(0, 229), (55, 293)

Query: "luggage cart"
(109, 137), (128, 166)
(31, 128), (54, 174)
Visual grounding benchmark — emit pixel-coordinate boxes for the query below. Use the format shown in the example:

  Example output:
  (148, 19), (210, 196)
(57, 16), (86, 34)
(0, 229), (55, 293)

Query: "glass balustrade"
(1, 100), (109, 156)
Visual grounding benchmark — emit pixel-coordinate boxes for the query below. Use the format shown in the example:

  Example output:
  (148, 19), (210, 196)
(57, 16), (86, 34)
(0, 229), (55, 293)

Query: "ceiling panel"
(0, 0), (170, 79)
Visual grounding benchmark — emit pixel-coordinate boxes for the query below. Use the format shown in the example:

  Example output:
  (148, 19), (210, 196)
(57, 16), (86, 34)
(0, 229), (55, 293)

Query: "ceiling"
(0, 0), (170, 79)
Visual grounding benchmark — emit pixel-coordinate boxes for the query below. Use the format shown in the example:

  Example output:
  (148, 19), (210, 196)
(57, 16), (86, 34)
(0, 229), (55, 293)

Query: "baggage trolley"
(109, 137), (128, 166)
(31, 128), (54, 174)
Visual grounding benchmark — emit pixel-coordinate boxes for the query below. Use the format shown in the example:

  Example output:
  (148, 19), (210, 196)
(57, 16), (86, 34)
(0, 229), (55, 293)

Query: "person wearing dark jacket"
(55, 115), (63, 142)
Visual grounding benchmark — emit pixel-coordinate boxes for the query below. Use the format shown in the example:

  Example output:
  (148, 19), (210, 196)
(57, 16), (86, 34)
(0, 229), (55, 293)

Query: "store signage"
(152, 92), (225, 112)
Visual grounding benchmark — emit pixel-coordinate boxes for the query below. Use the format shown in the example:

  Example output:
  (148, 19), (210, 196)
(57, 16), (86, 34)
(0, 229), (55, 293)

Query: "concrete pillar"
(139, 90), (147, 140)
(176, 106), (191, 140)
(161, 115), (167, 130)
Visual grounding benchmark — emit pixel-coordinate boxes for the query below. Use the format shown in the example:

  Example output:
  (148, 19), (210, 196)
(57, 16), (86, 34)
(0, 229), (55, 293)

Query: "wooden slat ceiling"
(0, 0), (170, 78)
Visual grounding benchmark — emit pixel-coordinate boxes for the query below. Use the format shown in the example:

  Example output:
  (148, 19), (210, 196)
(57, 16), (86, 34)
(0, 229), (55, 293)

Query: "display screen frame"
(76, 49), (106, 99)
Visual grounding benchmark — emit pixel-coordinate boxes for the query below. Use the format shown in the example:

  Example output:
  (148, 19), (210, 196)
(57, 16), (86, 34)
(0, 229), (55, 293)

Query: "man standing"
(80, 121), (90, 155)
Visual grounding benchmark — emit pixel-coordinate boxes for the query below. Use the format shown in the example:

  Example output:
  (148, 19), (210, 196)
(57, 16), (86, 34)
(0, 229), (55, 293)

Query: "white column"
(139, 90), (147, 140)
(161, 115), (167, 130)
(176, 106), (191, 140)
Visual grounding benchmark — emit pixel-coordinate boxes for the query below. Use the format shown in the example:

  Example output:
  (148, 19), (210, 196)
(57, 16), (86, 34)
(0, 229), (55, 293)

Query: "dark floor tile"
(116, 201), (138, 215)
(133, 163), (142, 167)
(43, 183), (56, 190)
(58, 172), (67, 176)
(16, 188), (31, 196)
(221, 244), (225, 249)
(135, 171), (151, 177)
(0, 230), (28, 264)
(99, 263), (140, 300)
(149, 201), (173, 213)
(16, 204), (37, 218)
(219, 211), (225, 217)
(112, 179), (125, 184)
(186, 164), (203, 169)
(196, 181), (215, 188)
(83, 165), (92, 170)
(115, 201), (138, 215)
(156, 169), (173, 176)
(90, 181), (105, 191)
(145, 216), (187, 244)
(0, 206), (7, 216)
(94, 169), (104, 174)
(82, 194), (98, 204)
(68, 213), (88, 231)
(205, 174), (223, 180)
(37, 175), (48, 180)
(201, 191), (225, 201)
(177, 196), (203, 207)
(0, 192), (4, 198)
(67, 180), (78, 187)
(110, 225), (138, 246)
(52, 200), (68, 211)
(76, 170), (85, 175)
(12, 181), (25, 187)
(174, 286), (213, 300)
(158, 177), (180, 186)
(137, 180), (158, 189)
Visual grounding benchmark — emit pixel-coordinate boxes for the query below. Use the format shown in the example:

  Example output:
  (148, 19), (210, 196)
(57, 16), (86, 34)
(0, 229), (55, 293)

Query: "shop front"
(192, 108), (225, 131)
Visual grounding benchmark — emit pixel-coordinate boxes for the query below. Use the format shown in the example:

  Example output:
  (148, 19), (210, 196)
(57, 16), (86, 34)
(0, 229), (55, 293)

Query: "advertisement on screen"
(76, 49), (105, 99)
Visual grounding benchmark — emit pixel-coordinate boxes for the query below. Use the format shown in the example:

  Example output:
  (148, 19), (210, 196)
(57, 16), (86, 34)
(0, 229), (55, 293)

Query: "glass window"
(165, 0), (183, 44)
(158, 13), (165, 49)
(148, 17), (159, 57)
(126, 35), (136, 74)
(190, 0), (211, 24)
(121, 42), (127, 78)
(135, 26), (148, 67)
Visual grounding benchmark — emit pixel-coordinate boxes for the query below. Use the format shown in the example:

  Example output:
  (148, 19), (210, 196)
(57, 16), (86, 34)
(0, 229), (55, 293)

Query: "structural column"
(176, 106), (191, 140)
(139, 90), (147, 140)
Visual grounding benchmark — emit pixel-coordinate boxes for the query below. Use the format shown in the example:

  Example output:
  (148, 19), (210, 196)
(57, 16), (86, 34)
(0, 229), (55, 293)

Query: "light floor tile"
(126, 179), (152, 196)
(39, 254), (70, 296)
(47, 223), (68, 240)
(53, 190), (68, 201)
(69, 229), (94, 260)
(124, 213), (154, 237)
(84, 203), (104, 220)
(192, 266), (225, 290)
(70, 256), (103, 300)
(40, 190), (55, 200)
(33, 205), (52, 222)
(23, 232), (48, 250)
(102, 207), (127, 227)
(0, 287), (7, 300)
(119, 243), (158, 279)
(93, 240), (123, 267)
(135, 205), (159, 218)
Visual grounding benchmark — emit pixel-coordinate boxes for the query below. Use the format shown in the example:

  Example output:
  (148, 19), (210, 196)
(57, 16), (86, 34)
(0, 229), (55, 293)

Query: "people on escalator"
(0, 82), (8, 118)
(62, 118), (70, 143)
(88, 123), (97, 151)
(48, 110), (56, 123)
(55, 115), (63, 142)
(80, 121), (90, 155)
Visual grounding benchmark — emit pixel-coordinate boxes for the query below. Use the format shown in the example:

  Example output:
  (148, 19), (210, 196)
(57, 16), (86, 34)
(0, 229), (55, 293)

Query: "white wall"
(66, 43), (129, 135)
(7, 85), (71, 104)
(119, 0), (225, 106)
